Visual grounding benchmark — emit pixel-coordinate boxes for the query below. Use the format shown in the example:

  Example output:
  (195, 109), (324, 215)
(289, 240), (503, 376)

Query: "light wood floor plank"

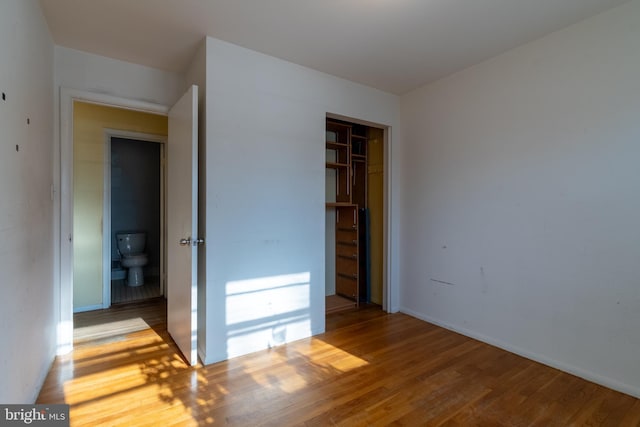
(37, 299), (639, 426)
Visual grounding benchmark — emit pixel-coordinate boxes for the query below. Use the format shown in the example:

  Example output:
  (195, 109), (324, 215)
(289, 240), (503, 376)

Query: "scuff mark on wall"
(480, 266), (489, 294)
(431, 278), (456, 286)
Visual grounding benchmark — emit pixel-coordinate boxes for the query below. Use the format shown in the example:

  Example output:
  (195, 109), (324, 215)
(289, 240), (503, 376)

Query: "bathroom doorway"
(104, 132), (166, 306)
(60, 89), (200, 363)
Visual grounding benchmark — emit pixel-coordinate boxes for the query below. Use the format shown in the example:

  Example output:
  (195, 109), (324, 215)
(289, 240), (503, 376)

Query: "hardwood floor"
(325, 294), (357, 314)
(38, 300), (640, 426)
(73, 298), (167, 346)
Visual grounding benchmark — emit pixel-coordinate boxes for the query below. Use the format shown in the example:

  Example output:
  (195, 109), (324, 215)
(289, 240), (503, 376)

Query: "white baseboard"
(198, 345), (206, 365)
(73, 304), (103, 313)
(400, 306), (640, 400)
(32, 354), (56, 403)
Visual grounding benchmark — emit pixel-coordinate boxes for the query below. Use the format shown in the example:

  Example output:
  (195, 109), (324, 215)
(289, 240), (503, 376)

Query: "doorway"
(58, 86), (200, 367)
(71, 101), (168, 313)
(325, 117), (387, 314)
(107, 136), (164, 305)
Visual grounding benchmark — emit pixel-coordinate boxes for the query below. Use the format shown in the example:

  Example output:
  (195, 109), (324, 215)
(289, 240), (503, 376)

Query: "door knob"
(193, 238), (205, 246)
(179, 238), (191, 246)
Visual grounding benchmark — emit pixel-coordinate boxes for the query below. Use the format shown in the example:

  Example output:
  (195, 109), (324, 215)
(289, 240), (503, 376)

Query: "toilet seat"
(121, 254), (147, 263)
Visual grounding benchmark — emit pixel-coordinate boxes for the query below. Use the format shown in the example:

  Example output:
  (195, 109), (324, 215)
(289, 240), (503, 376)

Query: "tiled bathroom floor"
(111, 277), (161, 304)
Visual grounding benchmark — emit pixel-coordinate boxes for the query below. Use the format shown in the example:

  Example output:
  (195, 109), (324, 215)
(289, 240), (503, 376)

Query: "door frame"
(57, 87), (169, 354)
(103, 130), (167, 309)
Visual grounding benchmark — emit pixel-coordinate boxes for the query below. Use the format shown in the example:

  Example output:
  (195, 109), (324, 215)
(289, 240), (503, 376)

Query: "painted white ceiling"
(39, 0), (629, 94)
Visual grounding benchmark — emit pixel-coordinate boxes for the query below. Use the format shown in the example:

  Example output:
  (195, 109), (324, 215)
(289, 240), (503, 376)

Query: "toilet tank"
(116, 232), (146, 255)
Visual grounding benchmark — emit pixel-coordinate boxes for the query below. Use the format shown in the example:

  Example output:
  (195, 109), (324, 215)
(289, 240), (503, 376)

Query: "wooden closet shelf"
(327, 119), (366, 307)
(326, 141), (349, 148)
(326, 162), (350, 169)
(326, 202), (357, 208)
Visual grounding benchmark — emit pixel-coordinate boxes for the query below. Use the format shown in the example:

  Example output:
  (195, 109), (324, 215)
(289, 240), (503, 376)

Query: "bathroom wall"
(73, 102), (167, 310)
(111, 138), (161, 277)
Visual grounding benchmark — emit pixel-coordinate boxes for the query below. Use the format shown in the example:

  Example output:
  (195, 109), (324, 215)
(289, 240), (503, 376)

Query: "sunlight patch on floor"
(74, 317), (151, 343)
(244, 339), (369, 394)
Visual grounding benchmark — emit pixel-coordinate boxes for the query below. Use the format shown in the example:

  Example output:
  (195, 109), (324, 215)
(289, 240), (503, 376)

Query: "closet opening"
(325, 117), (385, 314)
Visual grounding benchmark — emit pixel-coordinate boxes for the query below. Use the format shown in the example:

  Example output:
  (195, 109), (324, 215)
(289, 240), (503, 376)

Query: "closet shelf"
(326, 202), (356, 208)
(326, 141), (349, 148)
(326, 119), (369, 308)
(326, 161), (350, 169)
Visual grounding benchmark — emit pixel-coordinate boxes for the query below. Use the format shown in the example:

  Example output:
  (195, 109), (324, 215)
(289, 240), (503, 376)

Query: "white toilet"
(116, 232), (148, 287)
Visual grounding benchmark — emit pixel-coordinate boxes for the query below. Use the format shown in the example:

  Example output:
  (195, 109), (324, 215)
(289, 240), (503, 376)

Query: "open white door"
(167, 85), (200, 365)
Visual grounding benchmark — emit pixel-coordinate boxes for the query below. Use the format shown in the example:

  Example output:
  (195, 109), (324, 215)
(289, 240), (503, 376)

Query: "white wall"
(400, 0), (640, 398)
(55, 46), (186, 107)
(0, 0), (54, 403)
(202, 37), (400, 363)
